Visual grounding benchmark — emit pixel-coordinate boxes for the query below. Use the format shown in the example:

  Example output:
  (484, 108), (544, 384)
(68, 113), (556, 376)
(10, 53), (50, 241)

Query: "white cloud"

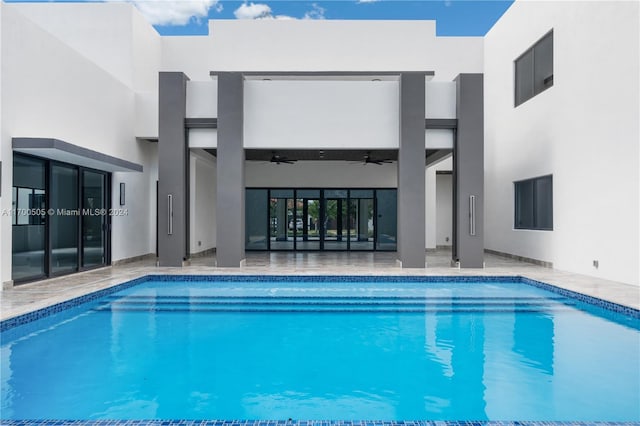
(357, 0), (379, 3)
(124, 0), (220, 26)
(233, 2), (300, 20)
(233, 1), (325, 21)
(303, 3), (325, 20)
(234, 2), (273, 19)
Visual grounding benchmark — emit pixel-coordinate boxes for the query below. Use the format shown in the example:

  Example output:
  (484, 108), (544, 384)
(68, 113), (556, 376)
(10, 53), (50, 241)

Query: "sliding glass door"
(246, 188), (396, 252)
(295, 190), (320, 250)
(322, 190), (348, 250)
(12, 153), (110, 283)
(269, 189), (294, 250)
(12, 156), (47, 281)
(51, 164), (79, 275)
(349, 190), (374, 251)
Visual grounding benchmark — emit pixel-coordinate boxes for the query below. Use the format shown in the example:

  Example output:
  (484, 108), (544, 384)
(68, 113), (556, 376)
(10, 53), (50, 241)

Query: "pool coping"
(1, 420), (638, 426)
(1, 274), (639, 333)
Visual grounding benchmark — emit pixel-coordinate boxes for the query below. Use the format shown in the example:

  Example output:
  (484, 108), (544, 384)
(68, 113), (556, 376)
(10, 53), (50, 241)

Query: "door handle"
(168, 194), (173, 235)
(469, 195), (476, 236)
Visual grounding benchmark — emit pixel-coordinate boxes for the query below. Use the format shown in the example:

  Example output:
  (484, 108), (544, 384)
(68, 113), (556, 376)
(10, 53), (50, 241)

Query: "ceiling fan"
(362, 152), (393, 165)
(270, 152), (297, 165)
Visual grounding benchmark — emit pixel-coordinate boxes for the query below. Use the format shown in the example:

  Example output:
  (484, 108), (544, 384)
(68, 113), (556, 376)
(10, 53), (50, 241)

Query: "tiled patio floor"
(1, 250), (638, 322)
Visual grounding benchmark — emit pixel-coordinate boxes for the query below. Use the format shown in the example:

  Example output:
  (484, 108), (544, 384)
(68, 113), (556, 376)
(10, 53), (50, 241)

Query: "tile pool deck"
(1, 250), (638, 322)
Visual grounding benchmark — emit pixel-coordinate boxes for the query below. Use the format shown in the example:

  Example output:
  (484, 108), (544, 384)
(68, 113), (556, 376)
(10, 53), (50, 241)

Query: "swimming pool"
(1, 275), (639, 422)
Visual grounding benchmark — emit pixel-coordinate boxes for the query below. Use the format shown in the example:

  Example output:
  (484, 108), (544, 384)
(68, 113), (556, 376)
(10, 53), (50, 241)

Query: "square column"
(397, 73), (426, 268)
(158, 72), (189, 267)
(216, 73), (245, 267)
(453, 73), (484, 268)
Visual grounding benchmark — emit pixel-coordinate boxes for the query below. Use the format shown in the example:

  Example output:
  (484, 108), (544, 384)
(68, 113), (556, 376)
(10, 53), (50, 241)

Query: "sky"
(5, 0), (515, 36)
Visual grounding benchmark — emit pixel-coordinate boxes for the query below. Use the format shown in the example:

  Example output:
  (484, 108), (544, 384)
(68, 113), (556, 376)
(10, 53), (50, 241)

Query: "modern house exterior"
(0, 0), (637, 287)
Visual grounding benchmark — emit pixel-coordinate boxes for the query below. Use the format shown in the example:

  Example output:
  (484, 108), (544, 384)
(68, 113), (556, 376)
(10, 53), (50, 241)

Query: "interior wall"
(426, 157), (453, 249)
(436, 174), (453, 246)
(189, 151), (216, 254)
(425, 167), (436, 249)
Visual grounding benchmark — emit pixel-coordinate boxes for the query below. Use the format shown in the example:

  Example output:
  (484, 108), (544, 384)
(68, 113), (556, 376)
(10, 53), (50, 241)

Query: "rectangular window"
(515, 31), (553, 106)
(515, 175), (553, 230)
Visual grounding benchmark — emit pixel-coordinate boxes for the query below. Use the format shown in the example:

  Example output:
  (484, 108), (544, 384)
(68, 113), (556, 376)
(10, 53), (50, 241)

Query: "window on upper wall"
(515, 31), (554, 106)
(514, 175), (553, 230)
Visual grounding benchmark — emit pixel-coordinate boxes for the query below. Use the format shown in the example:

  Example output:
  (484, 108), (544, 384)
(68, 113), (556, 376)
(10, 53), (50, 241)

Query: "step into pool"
(1, 275), (638, 422)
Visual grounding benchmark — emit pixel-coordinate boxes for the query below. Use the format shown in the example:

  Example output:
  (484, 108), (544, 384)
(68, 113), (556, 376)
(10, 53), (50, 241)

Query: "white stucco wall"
(111, 142), (158, 262)
(190, 151), (217, 254)
(244, 80), (399, 149)
(0, 1), (4, 286)
(484, 0), (640, 285)
(9, 3), (136, 88)
(160, 20), (483, 82)
(1, 5), (159, 283)
(245, 161), (397, 188)
(204, 20), (482, 81)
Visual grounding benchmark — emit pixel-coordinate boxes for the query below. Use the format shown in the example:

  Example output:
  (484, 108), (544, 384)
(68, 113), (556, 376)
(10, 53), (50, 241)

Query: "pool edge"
(1, 274), (638, 332)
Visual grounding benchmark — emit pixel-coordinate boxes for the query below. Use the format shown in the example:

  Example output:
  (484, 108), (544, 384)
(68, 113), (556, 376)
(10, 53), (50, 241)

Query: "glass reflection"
(12, 155), (46, 280)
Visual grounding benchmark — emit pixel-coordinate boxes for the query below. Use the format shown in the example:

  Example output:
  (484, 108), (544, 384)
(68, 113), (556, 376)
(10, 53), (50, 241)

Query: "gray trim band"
(12, 138), (143, 172)
(425, 119), (458, 129)
(426, 149), (453, 167)
(210, 71), (434, 78)
(185, 118), (217, 129)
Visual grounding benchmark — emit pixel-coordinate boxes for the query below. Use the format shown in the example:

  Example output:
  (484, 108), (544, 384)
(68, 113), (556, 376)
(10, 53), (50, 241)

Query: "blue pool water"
(1, 276), (639, 421)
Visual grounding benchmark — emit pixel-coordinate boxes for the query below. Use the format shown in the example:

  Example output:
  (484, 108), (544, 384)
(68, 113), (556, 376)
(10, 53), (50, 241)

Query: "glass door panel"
(269, 189), (294, 250)
(12, 155), (46, 281)
(349, 190), (374, 251)
(376, 189), (397, 251)
(322, 190), (348, 250)
(246, 189), (268, 250)
(82, 170), (107, 268)
(51, 165), (79, 274)
(295, 189), (320, 250)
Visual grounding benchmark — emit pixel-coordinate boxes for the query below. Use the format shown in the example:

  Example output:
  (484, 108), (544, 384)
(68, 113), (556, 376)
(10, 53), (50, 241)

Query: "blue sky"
(5, 0), (514, 36)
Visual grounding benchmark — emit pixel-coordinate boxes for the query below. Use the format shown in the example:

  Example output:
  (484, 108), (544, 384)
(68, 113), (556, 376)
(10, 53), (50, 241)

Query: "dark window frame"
(245, 187), (396, 252)
(515, 30), (554, 107)
(11, 152), (112, 284)
(514, 175), (553, 231)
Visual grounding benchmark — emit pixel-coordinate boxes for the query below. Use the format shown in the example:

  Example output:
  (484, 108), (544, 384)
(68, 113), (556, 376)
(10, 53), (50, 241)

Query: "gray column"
(158, 72), (189, 267)
(397, 73), (426, 268)
(216, 73), (245, 267)
(453, 73), (484, 268)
